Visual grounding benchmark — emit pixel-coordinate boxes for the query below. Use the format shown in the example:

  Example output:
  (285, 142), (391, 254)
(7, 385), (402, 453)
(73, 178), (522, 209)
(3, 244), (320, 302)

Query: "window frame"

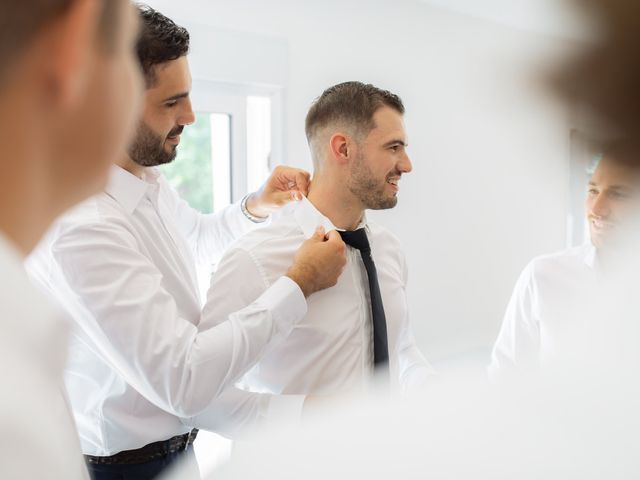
(190, 79), (285, 205)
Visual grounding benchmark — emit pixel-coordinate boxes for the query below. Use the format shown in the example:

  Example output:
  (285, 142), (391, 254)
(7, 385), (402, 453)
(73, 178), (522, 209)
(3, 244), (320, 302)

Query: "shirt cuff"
(229, 201), (258, 232)
(232, 200), (272, 232)
(254, 276), (307, 337)
(264, 394), (306, 430)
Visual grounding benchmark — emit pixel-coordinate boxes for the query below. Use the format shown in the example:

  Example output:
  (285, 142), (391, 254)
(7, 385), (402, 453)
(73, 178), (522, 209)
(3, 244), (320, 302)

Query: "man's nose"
(178, 98), (196, 126)
(591, 193), (611, 218)
(398, 153), (413, 174)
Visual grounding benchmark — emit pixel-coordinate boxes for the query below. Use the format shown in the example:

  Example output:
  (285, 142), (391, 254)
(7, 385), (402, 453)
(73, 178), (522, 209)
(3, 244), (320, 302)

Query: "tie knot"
(339, 228), (370, 252)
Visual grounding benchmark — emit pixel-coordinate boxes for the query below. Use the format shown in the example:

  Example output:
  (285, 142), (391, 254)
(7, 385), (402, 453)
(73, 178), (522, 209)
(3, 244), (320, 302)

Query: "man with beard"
(199, 81), (433, 401)
(27, 6), (346, 480)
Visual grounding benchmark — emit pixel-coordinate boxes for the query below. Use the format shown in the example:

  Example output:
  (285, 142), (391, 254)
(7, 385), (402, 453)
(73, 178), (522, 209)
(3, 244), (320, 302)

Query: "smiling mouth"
(167, 125), (184, 141)
(590, 218), (615, 233)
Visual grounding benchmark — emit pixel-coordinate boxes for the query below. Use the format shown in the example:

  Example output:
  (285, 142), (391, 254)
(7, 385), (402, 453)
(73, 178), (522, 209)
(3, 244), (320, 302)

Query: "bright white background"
(145, 0), (581, 372)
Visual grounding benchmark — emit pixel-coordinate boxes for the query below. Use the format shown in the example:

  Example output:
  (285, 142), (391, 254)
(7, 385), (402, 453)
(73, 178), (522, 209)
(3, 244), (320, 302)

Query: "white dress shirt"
(27, 166), (307, 456)
(202, 197), (433, 396)
(0, 233), (89, 479)
(488, 244), (599, 381)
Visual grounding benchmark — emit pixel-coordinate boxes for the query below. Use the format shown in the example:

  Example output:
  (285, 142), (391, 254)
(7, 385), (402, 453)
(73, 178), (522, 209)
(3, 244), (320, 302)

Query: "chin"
(368, 197), (398, 211)
(590, 233), (604, 250)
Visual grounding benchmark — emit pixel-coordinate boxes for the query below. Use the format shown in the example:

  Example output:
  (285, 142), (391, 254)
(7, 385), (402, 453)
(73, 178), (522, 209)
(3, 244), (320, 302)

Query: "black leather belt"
(85, 429), (198, 465)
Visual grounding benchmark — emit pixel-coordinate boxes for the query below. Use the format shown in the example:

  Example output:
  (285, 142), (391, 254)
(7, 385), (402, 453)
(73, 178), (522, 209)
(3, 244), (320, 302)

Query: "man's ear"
(41, 0), (101, 109)
(329, 133), (351, 165)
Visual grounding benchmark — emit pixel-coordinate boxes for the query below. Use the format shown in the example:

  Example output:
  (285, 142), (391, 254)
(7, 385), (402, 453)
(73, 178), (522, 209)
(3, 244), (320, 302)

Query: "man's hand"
(245, 165), (311, 218)
(286, 227), (347, 297)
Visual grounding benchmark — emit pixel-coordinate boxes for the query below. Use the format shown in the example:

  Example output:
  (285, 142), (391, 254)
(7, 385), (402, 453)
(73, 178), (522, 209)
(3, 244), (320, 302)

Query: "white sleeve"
(51, 220), (306, 418)
(161, 174), (258, 266)
(191, 247), (307, 432)
(394, 251), (435, 392)
(200, 246), (274, 330)
(487, 261), (541, 382)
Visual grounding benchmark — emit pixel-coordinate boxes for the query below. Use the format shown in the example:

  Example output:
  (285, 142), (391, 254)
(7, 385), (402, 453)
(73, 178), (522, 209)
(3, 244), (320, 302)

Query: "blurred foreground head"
(0, 0), (143, 253)
(552, 0), (640, 165)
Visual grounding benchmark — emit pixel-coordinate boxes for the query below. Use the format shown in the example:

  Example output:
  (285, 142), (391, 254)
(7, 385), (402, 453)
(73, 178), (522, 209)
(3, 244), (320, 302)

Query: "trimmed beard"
(347, 151), (399, 210)
(128, 122), (180, 167)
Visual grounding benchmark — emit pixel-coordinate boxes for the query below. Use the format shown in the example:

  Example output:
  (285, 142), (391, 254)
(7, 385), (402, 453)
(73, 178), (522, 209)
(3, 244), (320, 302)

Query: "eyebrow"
(589, 181), (632, 191)
(162, 92), (190, 103)
(383, 139), (408, 148)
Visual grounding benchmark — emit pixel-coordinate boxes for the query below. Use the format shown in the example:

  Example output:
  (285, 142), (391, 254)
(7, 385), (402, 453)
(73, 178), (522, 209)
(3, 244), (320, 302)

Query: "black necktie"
(339, 229), (389, 370)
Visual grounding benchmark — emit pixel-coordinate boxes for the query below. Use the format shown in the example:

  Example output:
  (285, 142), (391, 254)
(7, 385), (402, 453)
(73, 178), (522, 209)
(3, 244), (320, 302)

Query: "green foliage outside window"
(161, 112), (214, 214)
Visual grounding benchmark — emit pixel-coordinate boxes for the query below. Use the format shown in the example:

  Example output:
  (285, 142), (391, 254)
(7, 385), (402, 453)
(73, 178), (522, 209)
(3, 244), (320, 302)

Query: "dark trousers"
(86, 445), (199, 480)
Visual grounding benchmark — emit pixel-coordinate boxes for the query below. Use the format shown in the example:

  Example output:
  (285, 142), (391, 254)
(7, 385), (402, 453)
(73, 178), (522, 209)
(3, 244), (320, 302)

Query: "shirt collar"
(583, 243), (598, 270)
(104, 165), (159, 214)
(292, 196), (368, 239)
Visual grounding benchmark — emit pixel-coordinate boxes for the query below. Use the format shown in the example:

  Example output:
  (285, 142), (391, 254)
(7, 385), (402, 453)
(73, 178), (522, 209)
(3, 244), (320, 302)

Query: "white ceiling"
(416, 0), (592, 40)
(145, 0), (593, 42)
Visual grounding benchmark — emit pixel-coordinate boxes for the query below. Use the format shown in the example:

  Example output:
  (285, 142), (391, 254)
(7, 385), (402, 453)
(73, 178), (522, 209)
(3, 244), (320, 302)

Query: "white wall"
(145, 0), (574, 366)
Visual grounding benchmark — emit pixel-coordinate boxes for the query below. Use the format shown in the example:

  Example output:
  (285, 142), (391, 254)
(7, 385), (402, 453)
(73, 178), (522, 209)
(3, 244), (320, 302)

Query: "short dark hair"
(305, 81), (405, 144)
(136, 5), (190, 86)
(0, 0), (121, 81)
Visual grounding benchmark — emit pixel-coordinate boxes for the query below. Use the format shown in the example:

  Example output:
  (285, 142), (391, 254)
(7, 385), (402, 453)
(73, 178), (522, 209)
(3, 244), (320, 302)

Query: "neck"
(596, 243), (628, 273)
(117, 155), (146, 179)
(307, 172), (365, 231)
